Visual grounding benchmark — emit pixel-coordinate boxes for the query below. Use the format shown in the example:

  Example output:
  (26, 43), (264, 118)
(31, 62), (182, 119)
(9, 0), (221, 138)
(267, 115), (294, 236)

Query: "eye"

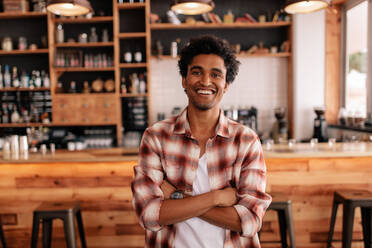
(211, 72), (223, 79)
(191, 70), (201, 76)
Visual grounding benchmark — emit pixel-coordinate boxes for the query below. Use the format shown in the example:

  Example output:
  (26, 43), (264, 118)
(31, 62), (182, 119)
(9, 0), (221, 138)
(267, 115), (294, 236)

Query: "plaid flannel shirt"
(131, 108), (272, 248)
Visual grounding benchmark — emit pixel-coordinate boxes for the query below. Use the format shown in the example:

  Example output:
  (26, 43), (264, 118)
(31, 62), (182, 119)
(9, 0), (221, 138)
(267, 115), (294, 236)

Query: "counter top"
(0, 147), (139, 163)
(263, 142), (372, 158)
(2, 142), (372, 163)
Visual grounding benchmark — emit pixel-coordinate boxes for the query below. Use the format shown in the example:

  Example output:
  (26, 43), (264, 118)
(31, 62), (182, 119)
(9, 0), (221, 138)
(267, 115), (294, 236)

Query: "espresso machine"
(313, 107), (328, 142)
(272, 107), (288, 143)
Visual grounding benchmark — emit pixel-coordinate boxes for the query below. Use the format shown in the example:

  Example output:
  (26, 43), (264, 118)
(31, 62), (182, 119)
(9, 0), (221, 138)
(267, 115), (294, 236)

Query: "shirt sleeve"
(131, 129), (165, 232)
(233, 133), (272, 237)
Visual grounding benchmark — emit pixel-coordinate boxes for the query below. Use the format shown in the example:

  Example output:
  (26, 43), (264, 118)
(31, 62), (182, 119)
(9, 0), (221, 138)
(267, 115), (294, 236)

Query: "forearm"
(159, 191), (216, 226)
(200, 206), (242, 232)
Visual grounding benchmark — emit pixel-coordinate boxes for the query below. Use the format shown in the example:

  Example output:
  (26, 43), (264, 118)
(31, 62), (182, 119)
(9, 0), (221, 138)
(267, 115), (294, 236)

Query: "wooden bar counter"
(1, 143), (372, 247)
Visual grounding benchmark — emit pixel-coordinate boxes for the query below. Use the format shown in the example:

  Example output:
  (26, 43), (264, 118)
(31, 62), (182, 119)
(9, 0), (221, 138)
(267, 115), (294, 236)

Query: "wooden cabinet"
(52, 94), (117, 125)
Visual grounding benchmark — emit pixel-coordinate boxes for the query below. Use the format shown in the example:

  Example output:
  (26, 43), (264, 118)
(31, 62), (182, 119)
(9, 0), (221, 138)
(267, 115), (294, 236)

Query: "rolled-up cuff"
(233, 204), (260, 237)
(140, 198), (164, 232)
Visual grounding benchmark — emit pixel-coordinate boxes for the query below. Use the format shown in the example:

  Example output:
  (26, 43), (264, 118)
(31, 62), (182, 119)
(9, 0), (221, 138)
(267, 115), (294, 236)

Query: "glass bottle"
(131, 73), (139, 94)
(102, 29), (109, 42)
(56, 81), (64, 93)
(134, 47), (142, 63)
(3, 65), (11, 88)
(2, 104), (9, 124)
(42, 71), (50, 88)
(120, 77), (127, 94)
(21, 70), (29, 88)
(34, 71), (42, 88)
(11, 104), (20, 123)
(82, 81), (91, 93)
(139, 73), (146, 93)
(12, 66), (20, 88)
(89, 27), (98, 43)
(0, 65), (3, 88)
(56, 24), (64, 43)
(69, 81), (77, 93)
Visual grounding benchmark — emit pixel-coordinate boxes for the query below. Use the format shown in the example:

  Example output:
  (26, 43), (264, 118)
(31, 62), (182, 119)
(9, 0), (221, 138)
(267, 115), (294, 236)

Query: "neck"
(187, 105), (220, 138)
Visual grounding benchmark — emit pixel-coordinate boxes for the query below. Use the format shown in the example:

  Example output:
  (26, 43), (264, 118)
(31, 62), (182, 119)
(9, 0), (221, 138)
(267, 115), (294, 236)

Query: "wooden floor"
(1, 156), (372, 247)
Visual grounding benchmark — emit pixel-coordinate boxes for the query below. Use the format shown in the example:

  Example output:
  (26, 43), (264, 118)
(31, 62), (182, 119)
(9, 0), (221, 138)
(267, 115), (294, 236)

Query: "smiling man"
(131, 35), (272, 248)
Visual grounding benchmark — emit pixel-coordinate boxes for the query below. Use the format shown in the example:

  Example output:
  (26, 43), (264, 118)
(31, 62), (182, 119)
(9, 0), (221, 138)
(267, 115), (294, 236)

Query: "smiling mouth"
(196, 89), (215, 95)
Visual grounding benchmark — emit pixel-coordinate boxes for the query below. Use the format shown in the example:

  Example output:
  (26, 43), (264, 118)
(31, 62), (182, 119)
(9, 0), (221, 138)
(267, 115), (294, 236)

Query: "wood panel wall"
(1, 156), (372, 247)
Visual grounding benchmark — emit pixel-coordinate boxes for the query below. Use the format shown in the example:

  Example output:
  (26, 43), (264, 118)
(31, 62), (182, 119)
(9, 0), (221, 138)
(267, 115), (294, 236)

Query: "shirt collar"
(173, 108), (230, 138)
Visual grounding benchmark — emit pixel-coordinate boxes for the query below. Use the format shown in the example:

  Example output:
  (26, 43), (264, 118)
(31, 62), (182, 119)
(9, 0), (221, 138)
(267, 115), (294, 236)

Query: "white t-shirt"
(174, 154), (225, 248)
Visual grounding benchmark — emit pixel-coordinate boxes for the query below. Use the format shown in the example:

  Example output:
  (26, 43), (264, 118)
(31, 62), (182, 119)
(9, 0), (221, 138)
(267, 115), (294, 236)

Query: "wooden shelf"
(119, 63), (147, 68)
(55, 93), (116, 97)
(117, 3), (146, 9)
(51, 122), (116, 126)
(151, 53), (291, 60)
(53, 16), (113, 23)
(0, 123), (52, 128)
(0, 11), (46, 19)
(0, 87), (50, 92)
(0, 49), (49, 55)
(54, 67), (115, 72)
(120, 93), (147, 98)
(118, 32), (146, 39)
(55, 42), (114, 48)
(150, 21), (291, 30)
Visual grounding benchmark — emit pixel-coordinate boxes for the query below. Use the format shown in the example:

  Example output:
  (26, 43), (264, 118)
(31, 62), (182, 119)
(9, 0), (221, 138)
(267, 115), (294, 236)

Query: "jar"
(18, 36), (27, 50)
(2, 37), (13, 51)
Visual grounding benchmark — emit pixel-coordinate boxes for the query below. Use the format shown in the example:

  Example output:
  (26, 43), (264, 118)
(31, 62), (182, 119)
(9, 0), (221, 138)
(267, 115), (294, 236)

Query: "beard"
(184, 87), (216, 111)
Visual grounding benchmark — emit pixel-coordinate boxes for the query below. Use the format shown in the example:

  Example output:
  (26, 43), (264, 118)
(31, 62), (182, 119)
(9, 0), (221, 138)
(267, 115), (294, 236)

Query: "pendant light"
(284, 0), (330, 14)
(47, 0), (93, 16)
(171, 0), (215, 15)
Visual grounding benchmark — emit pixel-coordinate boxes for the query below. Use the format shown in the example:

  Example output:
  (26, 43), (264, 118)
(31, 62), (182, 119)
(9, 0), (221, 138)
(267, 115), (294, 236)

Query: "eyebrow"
(190, 65), (224, 74)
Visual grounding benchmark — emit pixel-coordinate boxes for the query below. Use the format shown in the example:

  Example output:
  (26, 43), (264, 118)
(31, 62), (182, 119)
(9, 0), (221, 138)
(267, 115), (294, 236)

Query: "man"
(131, 35), (271, 248)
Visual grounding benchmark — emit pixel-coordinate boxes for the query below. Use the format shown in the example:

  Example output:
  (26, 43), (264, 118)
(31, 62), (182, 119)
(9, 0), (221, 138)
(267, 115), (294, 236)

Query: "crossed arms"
(159, 180), (242, 232)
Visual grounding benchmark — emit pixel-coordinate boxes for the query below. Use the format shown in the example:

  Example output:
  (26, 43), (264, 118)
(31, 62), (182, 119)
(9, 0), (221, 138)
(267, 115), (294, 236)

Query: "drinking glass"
(310, 138), (318, 148)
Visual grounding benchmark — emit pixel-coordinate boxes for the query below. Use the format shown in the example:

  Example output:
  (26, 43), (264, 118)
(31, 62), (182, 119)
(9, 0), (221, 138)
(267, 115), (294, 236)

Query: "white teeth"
(197, 89), (213, 95)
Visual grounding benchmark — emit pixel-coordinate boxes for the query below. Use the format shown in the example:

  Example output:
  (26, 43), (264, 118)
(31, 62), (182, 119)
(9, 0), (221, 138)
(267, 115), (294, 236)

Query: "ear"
(182, 77), (186, 89)
(223, 82), (229, 93)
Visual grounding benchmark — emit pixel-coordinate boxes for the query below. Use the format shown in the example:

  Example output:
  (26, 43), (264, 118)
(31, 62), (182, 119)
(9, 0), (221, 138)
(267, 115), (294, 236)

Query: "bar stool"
(266, 193), (296, 248)
(0, 217), (6, 248)
(31, 201), (87, 248)
(327, 189), (372, 248)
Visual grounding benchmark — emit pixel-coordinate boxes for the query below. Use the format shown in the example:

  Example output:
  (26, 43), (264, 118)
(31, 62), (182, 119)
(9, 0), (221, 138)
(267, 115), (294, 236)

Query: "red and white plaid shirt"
(131, 108), (272, 248)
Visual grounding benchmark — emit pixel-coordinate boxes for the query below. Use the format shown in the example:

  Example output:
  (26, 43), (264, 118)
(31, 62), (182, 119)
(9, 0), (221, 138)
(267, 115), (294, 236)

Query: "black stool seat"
(31, 201), (87, 248)
(327, 189), (372, 248)
(0, 217), (6, 248)
(267, 193), (296, 248)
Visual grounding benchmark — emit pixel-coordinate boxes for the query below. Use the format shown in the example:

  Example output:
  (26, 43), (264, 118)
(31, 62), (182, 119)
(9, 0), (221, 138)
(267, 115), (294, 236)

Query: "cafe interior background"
(0, 0), (371, 247)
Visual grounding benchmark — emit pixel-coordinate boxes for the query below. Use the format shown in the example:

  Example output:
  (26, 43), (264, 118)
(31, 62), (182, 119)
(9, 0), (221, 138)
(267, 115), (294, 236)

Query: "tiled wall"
(150, 57), (288, 137)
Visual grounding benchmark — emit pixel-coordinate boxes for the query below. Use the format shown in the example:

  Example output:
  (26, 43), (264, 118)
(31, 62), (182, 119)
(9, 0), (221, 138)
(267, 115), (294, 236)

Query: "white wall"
(292, 10), (326, 140)
(150, 57), (288, 137)
(149, 11), (327, 140)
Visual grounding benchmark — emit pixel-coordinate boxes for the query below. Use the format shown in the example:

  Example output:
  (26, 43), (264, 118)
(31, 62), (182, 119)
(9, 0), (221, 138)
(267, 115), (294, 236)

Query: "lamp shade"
(284, 0), (330, 14)
(47, 0), (93, 16)
(171, 0), (215, 15)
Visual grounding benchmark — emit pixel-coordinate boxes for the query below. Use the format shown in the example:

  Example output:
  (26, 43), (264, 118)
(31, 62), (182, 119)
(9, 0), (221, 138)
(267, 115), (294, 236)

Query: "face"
(182, 54), (229, 111)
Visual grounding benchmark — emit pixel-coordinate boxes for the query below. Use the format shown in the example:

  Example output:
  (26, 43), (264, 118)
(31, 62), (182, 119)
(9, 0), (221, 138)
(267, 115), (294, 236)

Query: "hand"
(161, 180), (176, 199)
(214, 187), (237, 207)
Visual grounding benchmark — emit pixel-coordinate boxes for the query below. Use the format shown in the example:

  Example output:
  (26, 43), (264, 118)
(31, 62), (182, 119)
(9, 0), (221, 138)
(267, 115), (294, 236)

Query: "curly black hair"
(178, 35), (240, 84)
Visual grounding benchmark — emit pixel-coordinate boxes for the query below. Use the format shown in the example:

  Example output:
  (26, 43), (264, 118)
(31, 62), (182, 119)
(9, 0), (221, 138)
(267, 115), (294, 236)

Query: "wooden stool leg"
(63, 213), (77, 248)
(76, 210), (87, 248)
(31, 213), (40, 248)
(285, 203), (296, 248)
(361, 207), (371, 248)
(327, 200), (339, 248)
(278, 210), (288, 248)
(342, 202), (355, 248)
(0, 219), (6, 248)
(42, 219), (53, 248)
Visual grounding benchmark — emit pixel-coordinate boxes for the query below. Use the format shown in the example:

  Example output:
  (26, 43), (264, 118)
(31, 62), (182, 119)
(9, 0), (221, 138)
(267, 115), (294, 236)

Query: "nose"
(200, 73), (210, 86)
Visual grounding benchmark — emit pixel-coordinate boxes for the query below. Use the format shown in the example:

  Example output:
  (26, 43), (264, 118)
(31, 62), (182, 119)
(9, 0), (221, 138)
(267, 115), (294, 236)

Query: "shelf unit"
(0, 0), (294, 146)
(0, 11), (47, 19)
(0, 123), (52, 127)
(0, 49), (49, 55)
(150, 21), (291, 30)
(55, 42), (114, 47)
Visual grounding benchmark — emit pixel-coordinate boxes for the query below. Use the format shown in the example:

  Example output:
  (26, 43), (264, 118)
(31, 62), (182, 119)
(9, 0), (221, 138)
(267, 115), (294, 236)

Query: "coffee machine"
(272, 107), (288, 143)
(313, 107), (328, 142)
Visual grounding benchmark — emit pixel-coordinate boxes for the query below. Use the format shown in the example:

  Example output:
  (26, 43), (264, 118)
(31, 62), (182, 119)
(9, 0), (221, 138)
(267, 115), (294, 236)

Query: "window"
(342, 0), (370, 116)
